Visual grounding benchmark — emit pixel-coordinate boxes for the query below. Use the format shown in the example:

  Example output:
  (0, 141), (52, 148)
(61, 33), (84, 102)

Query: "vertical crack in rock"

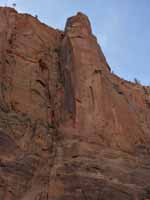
(89, 86), (95, 110)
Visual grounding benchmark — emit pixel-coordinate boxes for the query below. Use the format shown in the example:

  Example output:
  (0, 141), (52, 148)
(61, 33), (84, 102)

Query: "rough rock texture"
(0, 7), (150, 200)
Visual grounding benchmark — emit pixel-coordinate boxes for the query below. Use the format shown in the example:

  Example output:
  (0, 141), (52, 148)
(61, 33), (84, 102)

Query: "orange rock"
(0, 7), (150, 200)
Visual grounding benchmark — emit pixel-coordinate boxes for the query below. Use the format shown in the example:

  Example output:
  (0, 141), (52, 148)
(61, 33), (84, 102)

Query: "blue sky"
(0, 0), (150, 85)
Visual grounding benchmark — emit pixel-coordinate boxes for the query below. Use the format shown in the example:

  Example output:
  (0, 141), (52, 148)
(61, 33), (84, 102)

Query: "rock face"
(0, 7), (150, 200)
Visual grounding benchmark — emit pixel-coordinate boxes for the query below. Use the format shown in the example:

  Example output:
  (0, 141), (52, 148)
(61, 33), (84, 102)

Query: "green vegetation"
(47, 123), (55, 129)
(134, 78), (141, 85)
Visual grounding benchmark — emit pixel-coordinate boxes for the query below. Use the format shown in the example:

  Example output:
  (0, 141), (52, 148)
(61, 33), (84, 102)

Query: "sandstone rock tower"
(61, 13), (110, 127)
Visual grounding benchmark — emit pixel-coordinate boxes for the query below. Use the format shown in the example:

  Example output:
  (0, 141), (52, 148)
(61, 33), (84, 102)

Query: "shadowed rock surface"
(0, 7), (150, 200)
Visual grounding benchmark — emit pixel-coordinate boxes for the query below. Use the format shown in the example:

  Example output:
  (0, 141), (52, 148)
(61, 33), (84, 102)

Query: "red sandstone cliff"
(0, 7), (150, 200)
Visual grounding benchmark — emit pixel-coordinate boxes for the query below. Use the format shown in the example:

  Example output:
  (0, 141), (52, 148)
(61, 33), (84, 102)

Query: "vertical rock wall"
(0, 7), (150, 200)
